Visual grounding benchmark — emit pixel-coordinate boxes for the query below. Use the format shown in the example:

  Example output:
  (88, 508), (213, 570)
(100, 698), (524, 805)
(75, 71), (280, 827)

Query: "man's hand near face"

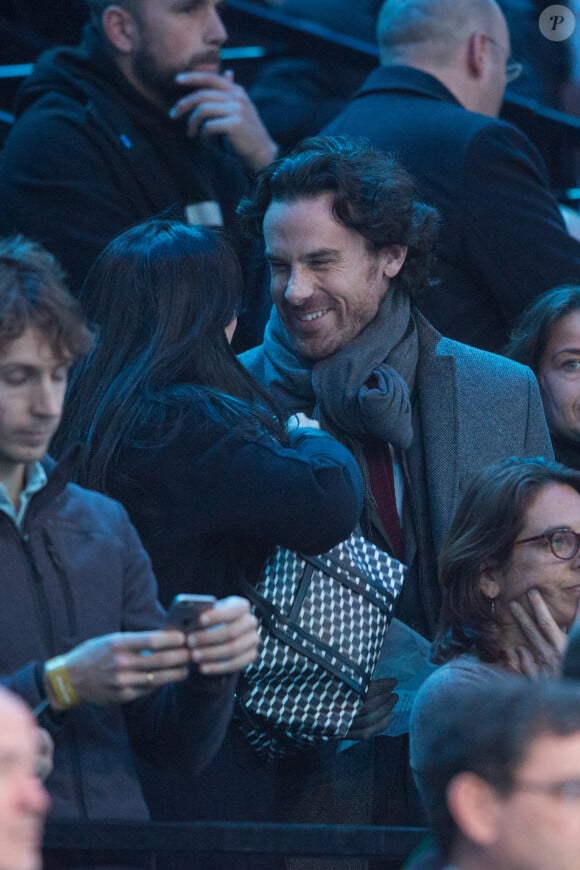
(169, 69), (278, 171)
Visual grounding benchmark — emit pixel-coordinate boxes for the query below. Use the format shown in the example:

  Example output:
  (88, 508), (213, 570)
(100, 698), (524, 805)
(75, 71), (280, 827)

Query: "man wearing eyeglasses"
(324, 0), (580, 354)
(410, 678), (580, 870)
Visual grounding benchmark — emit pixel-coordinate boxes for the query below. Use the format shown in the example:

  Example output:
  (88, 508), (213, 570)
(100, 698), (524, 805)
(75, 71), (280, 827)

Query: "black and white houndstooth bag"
(235, 532), (406, 760)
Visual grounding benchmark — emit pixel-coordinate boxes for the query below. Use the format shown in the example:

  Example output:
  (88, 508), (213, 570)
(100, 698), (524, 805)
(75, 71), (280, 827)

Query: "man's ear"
(381, 245), (408, 279)
(447, 772), (503, 846)
(466, 31), (488, 78)
(102, 5), (141, 54)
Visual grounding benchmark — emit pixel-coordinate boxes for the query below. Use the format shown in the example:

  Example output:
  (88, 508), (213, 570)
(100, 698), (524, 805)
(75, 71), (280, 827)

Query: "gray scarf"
(261, 289), (418, 449)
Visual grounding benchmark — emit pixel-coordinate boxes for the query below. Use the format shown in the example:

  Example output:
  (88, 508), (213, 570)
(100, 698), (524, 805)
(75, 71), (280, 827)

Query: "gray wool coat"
(242, 311), (553, 579)
(241, 311), (554, 865)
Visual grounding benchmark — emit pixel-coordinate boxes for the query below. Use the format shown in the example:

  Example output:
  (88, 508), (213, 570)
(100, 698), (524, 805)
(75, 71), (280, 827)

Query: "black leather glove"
(347, 677), (398, 740)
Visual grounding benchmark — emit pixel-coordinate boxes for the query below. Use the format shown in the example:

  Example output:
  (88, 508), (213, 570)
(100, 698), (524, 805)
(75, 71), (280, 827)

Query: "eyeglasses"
(484, 35), (523, 83)
(514, 528), (580, 561)
(513, 778), (580, 802)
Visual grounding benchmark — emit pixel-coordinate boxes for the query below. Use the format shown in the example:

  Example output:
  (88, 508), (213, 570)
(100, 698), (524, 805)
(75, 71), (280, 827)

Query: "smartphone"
(164, 594), (217, 631)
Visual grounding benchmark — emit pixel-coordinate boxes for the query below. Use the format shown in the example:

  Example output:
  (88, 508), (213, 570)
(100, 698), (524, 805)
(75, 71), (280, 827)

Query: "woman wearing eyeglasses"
(412, 457), (580, 710)
(408, 456), (580, 870)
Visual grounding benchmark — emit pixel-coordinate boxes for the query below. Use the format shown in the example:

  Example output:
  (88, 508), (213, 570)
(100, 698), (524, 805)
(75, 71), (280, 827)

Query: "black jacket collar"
(30, 445), (83, 512)
(354, 64), (462, 108)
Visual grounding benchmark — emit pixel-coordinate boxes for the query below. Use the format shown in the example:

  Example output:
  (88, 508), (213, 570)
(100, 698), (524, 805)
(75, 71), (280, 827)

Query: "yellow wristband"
(45, 656), (80, 709)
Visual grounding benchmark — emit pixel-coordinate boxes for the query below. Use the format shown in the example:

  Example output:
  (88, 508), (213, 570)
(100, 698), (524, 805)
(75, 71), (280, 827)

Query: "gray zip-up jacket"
(0, 451), (235, 822)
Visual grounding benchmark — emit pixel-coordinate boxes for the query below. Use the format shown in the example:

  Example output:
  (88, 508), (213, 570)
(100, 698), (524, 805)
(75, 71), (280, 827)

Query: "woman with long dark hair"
(59, 219), (363, 601)
(411, 457), (580, 777)
(56, 218), (364, 870)
(409, 456), (580, 870)
(432, 457), (580, 672)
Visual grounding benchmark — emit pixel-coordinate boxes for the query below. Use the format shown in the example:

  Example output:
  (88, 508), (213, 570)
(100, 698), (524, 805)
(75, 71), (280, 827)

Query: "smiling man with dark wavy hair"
(239, 134), (556, 864)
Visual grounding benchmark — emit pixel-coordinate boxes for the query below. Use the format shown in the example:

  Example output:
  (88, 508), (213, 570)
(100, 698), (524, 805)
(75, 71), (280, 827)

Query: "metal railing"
(43, 820), (429, 862)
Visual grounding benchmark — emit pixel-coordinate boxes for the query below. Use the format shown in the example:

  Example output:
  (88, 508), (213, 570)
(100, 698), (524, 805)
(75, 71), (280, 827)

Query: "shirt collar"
(0, 462), (48, 529)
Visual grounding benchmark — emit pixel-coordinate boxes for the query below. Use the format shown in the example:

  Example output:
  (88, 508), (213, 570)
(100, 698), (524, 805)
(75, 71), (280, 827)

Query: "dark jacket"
(102, 409), (364, 608)
(325, 65), (580, 352)
(0, 24), (266, 347)
(551, 431), (580, 470)
(0, 453), (235, 822)
(81, 405), (363, 870)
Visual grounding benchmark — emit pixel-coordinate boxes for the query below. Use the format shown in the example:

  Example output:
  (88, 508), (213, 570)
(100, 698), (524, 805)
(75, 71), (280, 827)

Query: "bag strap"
(239, 565), (378, 692)
(301, 551), (398, 611)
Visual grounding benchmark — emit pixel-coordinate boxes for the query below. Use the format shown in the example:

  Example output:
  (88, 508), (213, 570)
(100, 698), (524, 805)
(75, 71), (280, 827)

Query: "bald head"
(378, 0), (500, 63)
(0, 688), (49, 870)
(0, 687), (31, 717)
(377, 0), (510, 116)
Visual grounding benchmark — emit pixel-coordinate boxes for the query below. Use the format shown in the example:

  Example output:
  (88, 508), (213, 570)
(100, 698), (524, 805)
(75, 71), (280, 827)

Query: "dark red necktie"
(362, 436), (405, 562)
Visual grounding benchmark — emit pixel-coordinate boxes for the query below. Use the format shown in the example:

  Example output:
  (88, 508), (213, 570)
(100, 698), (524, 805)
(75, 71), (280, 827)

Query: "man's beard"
(132, 41), (221, 110)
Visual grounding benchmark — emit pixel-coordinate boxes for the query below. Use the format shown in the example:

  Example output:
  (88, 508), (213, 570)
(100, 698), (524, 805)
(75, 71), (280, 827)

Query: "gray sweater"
(409, 655), (513, 776)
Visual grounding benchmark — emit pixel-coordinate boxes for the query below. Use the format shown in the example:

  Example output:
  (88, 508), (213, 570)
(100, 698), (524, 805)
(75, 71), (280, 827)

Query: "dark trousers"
(276, 735), (426, 870)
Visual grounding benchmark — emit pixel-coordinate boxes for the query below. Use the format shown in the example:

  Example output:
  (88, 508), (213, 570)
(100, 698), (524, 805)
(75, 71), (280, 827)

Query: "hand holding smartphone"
(163, 594), (217, 632)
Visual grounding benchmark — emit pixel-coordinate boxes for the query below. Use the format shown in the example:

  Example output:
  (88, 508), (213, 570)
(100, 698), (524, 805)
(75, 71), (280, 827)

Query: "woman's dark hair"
(431, 456), (580, 665)
(58, 220), (286, 491)
(238, 135), (440, 301)
(506, 285), (580, 373)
